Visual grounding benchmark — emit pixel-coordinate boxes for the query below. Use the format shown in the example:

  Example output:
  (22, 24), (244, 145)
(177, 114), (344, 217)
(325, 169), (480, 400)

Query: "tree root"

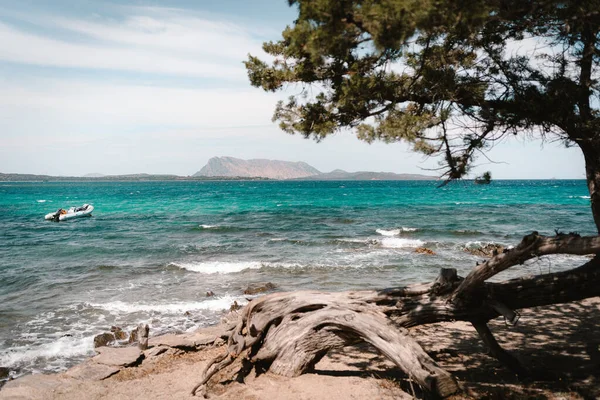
(194, 292), (459, 397)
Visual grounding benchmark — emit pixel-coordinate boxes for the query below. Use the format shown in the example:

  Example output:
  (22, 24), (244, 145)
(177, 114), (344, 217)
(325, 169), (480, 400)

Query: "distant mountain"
(83, 173), (105, 178)
(297, 169), (437, 181)
(194, 156), (321, 180)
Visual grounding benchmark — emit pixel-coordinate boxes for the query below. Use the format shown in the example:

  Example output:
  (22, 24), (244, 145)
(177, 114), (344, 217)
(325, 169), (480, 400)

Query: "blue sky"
(0, 0), (586, 178)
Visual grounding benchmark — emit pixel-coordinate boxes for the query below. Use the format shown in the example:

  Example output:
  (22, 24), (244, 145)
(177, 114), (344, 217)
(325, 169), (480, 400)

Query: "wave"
(462, 240), (506, 250)
(0, 296), (247, 373)
(170, 261), (264, 274)
(568, 195), (591, 199)
(36, 199), (48, 203)
(380, 238), (425, 248)
(88, 296), (246, 314)
(193, 224), (249, 233)
(376, 229), (401, 236)
(169, 260), (378, 274)
(335, 238), (378, 244)
(450, 229), (483, 236)
(376, 227), (418, 236)
(0, 334), (94, 373)
(266, 235), (425, 249)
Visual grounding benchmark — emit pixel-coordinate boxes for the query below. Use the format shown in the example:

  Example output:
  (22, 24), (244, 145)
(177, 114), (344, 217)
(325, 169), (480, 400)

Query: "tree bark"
(577, 139), (600, 233)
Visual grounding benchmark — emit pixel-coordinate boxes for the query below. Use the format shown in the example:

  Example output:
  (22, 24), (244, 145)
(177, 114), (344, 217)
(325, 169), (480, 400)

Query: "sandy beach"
(1, 297), (598, 400)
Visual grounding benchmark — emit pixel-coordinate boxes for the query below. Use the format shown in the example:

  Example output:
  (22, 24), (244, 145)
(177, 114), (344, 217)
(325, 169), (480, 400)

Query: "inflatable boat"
(45, 204), (94, 221)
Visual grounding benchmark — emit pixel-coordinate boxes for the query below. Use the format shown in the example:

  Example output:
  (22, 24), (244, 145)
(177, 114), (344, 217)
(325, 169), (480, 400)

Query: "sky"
(0, 0), (586, 178)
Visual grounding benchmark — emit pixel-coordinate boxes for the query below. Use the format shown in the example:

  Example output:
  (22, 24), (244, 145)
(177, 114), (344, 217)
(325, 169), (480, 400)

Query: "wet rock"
(111, 326), (128, 341)
(243, 282), (276, 295)
(415, 247), (436, 255)
(229, 301), (242, 312)
(206, 291), (215, 297)
(93, 347), (143, 367)
(465, 243), (505, 258)
(93, 332), (115, 348)
(66, 361), (120, 381)
(128, 328), (138, 344)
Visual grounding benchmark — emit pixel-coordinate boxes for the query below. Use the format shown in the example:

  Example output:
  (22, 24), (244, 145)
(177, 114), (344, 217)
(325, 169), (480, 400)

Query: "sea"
(0, 179), (595, 380)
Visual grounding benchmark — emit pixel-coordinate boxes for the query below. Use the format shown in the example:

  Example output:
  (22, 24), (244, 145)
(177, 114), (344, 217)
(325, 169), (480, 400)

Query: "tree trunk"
(191, 234), (600, 398)
(577, 139), (600, 233)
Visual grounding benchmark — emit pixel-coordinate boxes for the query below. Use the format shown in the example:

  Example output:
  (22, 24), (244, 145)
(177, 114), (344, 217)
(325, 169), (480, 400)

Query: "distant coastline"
(0, 173), (271, 182)
(0, 172), (584, 182)
(1, 156), (439, 182)
(2, 156), (583, 182)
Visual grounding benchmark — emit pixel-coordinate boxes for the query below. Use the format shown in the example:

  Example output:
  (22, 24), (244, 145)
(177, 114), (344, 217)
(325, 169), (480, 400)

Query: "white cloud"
(0, 22), (245, 79)
(0, 4), (272, 80)
(0, 78), (282, 129)
(49, 13), (265, 61)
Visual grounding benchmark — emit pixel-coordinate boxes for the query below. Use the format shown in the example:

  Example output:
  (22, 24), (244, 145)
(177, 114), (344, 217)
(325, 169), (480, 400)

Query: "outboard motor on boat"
(52, 209), (63, 222)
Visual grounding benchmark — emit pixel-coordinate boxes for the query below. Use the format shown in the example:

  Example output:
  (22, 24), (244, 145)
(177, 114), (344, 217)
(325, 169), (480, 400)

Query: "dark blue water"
(0, 180), (594, 376)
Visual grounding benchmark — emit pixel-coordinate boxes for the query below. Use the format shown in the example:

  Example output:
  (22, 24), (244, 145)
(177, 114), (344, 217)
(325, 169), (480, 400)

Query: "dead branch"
(452, 233), (600, 303)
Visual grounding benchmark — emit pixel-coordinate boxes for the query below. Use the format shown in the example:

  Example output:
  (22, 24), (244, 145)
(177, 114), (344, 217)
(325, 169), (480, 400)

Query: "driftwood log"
(192, 233), (600, 397)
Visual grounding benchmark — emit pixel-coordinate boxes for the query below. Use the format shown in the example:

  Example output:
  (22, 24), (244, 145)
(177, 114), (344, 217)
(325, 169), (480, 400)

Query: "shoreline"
(1, 297), (599, 399)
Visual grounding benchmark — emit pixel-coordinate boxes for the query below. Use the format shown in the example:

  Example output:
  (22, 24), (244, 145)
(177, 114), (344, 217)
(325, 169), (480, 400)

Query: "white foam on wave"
(337, 238), (376, 244)
(36, 199), (47, 203)
(380, 238), (425, 248)
(568, 195), (591, 199)
(171, 260), (365, 274)
(171, 261), (263, 274)
(89, 296), (247, 315)
(376, 229), (401, 236)
(464, 240), (485, 248)
(200, 224), (217, 229)
(376, 227), (418, 236)
(463, 240), (508, 249)
(0, 335), (94, 371)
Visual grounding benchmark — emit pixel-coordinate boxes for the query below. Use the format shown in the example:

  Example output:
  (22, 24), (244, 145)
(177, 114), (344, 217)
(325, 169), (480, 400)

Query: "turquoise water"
(0, 180), (594, 377)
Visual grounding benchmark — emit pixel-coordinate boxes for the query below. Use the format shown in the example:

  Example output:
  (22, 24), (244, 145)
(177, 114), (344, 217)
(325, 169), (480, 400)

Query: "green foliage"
(244, 0), (600, 181)
(474, 171), (492, 184)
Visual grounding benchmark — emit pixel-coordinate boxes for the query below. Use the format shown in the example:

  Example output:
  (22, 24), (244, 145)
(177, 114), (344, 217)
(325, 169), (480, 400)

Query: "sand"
(1, 297), (599, 399)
